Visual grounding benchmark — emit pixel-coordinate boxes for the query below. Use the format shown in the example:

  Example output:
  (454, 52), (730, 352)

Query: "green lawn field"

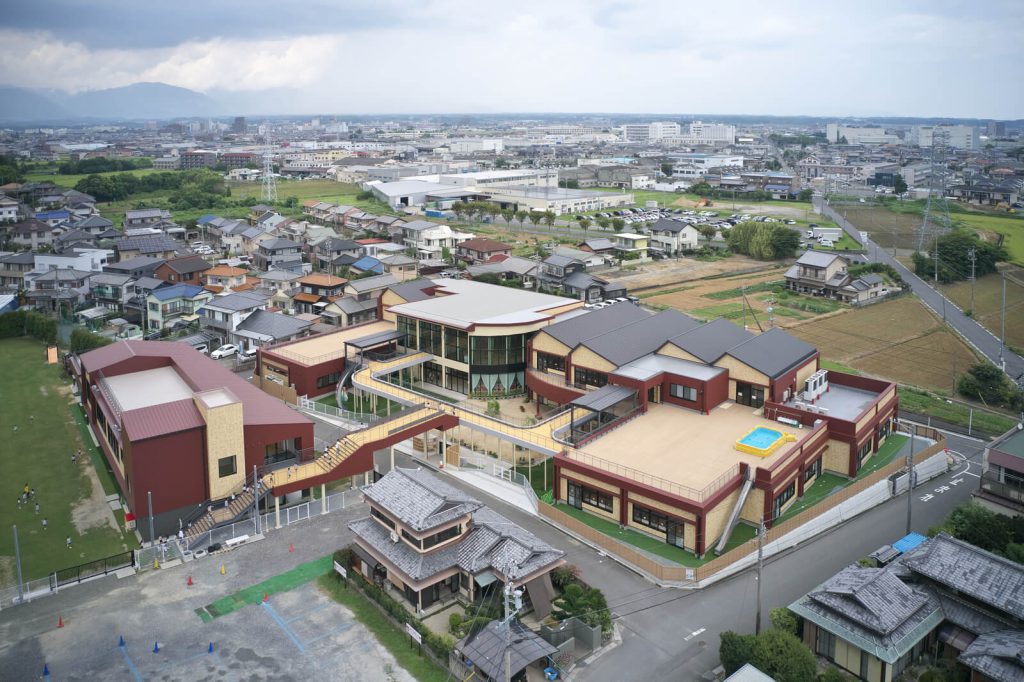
(0, 338), (131, 583)
(24, 167), (166, 189)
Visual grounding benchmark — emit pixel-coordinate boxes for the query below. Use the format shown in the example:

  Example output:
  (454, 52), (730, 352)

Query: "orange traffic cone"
(263, 592), (268, 603)
(288, 543), (294, 553)
(57, 615), (64, 628)
(187, 575), (193, 587)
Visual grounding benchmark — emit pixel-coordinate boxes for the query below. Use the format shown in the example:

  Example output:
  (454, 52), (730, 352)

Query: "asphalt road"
(814, 196), (1024, 382)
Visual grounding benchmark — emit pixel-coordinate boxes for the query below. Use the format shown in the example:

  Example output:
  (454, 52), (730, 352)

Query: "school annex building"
(252, 279), (898, 561)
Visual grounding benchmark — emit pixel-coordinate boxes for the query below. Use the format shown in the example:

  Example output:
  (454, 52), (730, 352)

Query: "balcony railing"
(979, 472), (1024, 506)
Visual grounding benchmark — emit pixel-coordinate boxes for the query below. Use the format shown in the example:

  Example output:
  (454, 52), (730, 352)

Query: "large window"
(804, 457), (822, 482)
(444, 328), (468, 363)
(815, 628), (836, 658)
(397, 315), (417, 347)
(423, 524), (462, 550)
(371, 506), (395, 529)
(419, 321), (443, 355)
(581, 485), (613, 512)
(470, 334), (526, 367)
(536, 351), (565, 373)
(858, 439), (872, 462)
(773, 481), (796, 519)
(632, 504), (670, 532)
(445, 366), (469, 395)
(217, 455), (237, 478)
(574, 367), (608, 389)
(316, 372), (341, 389)
(668, 384), (697, 402)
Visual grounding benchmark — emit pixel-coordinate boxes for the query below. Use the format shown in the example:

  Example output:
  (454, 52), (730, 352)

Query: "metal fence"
(53, 551), (134, 587)
(298, 395), (380, 427)
(458, 450), (540, 511)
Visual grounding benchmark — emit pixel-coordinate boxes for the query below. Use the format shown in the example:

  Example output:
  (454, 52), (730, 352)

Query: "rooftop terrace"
(782, 383), (879, 422)
(264, 321), (393, 365)
(571, 402), (809, 498)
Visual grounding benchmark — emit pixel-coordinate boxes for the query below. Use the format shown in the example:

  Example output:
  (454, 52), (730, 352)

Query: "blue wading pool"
(735, 426), (796, 456)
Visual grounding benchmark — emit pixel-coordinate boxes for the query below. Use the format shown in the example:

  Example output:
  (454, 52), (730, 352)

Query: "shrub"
(332, 545), (355, 569)
(769, 607), (798, 636)
(819, 667), (851, 682)
(551, 564), (582, 589)
(70, 327), (113, 353)
(448, 612), (463, 634)
(719, 631), (757, 675)
(751, 629), (817, 682)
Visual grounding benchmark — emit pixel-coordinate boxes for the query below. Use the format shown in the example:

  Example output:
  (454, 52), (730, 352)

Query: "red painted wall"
(128, 428), (207, 516)
(261, 349), (346, 398)
(243, 422), (315, 474)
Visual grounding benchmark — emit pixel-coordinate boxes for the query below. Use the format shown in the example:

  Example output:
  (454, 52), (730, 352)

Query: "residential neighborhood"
(0, 4), (1022, 682)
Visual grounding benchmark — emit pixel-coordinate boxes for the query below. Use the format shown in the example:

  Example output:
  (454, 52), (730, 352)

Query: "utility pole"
(755, 518), (765, 634)
(742, 285), (747, 330)
(13, 525), (24, 604)
(147, 491), (155, 547)
(968, 247), (977, 315)
(1000, 275), (1007, 371)
(502, 577), (522, 682)
(905, 424), (916, 535)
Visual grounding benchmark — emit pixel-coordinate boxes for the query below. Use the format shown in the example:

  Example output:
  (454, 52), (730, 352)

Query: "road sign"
(333, 561), (347, 579)
(405, 622), (422, 644)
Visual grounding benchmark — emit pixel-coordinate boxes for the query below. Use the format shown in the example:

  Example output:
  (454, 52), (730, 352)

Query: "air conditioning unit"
(390, 531), (400, 543)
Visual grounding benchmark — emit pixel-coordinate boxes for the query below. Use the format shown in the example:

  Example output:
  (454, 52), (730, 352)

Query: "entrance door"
(647, 386), (661, 404)
(736, 382), (765, 408)
(666, 520), (684, 548)
(567, 482), (582, 509)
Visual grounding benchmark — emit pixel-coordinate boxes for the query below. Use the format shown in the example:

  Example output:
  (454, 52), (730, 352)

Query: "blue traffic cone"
(208, 642), (214, 654)
(153, 641), (160, 653)
(43, 663), (50, 678)
(119, 635), (125, 647)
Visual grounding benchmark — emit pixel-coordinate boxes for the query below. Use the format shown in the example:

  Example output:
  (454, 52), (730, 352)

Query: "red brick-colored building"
(70, 340), (313, 539)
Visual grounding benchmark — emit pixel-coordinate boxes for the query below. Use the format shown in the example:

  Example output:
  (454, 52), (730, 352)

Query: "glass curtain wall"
(470, 333), (527, 397)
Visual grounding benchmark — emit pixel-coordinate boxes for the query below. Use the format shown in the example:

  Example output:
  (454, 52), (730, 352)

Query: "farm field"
(640, 266), (846, 325)
(788, 297), (980, 393)
(0, 338), (132, 584)
(937, 266), (1024, 351)
(841, 201), (1024, 264)
(24, 167), (166, 188)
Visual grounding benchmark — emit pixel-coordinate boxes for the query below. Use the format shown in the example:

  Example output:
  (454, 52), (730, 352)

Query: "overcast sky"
(1, 0), (1021, 118)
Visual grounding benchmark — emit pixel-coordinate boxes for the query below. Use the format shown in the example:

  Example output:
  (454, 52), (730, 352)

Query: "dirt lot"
(608, 255), (777, 290)
(938, 267), (1024, 351)
(788, 297), (980, 393)
(639, 266), (848, 326)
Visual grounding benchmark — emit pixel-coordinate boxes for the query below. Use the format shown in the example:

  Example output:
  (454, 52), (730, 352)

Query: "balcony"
(976, 471), (1024, 513)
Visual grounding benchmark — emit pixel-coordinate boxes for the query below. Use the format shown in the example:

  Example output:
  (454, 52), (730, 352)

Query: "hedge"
(0, 310), (57, 344)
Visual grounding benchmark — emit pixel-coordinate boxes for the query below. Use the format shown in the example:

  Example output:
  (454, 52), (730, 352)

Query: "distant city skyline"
(1, 0), (1021, 119)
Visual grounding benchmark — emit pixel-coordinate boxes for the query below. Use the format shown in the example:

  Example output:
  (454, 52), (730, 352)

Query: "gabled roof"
(201, 291), (267, 312)
(351, 256), (383, 273)
(387, 279), (435, 304)
(456, 620), (557, 682)
(724, 327), (817, 378)
(797, 250), (846, 268)
(115, 235), (180, 254)
(459, 237), (512, 253)
(663, 318), (755, 364)
(234, 309), (312, 339)
(148, 283), (207, 301)
(402, 219), (440, 232)
(580, 309), (702, 367)
(541, 303), (651, 349)
(581, 238), (615, 251)
(259, 237), (301, 250)
(161, 255), (211, 274)
(648, 217), (696, 234)
(959, 631), (1024, 682)
(347, 273), (398, 292)
(10, 218), (52, 235)
(298, 273), (348, 287)
(318, 237), (361, 252)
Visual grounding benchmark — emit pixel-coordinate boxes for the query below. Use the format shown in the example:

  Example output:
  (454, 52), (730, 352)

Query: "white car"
(210, 344), (239, 359)
(239, 346), (258, 359)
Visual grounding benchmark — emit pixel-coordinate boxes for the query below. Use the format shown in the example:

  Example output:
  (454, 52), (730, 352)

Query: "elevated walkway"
(262, 404), (458, 497)
(353, 355), (571, 456)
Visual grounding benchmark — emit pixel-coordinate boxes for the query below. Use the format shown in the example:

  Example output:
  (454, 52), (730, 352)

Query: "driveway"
(814, 196), (1024, 381)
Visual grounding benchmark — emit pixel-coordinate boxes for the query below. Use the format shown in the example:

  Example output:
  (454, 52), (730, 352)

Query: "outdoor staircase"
(318, 437), (359, 473)
(713, 467), (755, 555)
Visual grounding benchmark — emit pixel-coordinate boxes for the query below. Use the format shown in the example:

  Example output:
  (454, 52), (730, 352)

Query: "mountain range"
(0, 82), (222, 122)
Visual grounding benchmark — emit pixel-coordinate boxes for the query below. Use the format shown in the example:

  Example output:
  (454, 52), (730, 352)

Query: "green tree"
(770, 607), (798, 636)
(441, 246), (452, 262)
(550, 583), (611, 633)
(690, 182), (714, 196)
(611, 217), (625, 232)
(500, 208), (514, 225)
(726, 221), (759, 254)
(596, 217), (610, 230)
(893, 174), (908, 195)
(751, 629), (817, 682)
(283, 196), (298, 208)
(956, 362), (1021, 409)
(797, 188), (814, 202)
(719, 631), (757, 675)
(451, 203), (466, 222)
(579, 218), (591, 232)
(765, 158), (782, 171)
(515, 210), (529, 230)
(543, 210), (556, 229)
(661, 162), (674, 177)
(529, 212), (542, 227)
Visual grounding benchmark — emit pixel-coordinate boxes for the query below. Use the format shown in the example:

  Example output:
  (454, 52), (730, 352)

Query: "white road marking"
(935, 485), (950, 493)
(920, 494), (934, 502)
(950, 478), (964, 486)
(684, 627), (706, 642)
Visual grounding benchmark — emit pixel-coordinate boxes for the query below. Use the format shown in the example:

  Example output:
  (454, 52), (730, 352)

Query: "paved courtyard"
(0, 504), (418, 682)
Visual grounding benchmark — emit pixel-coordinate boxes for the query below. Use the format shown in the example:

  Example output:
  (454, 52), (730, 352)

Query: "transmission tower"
(917, 127), (952, 276)
(261, 125), (277, 203)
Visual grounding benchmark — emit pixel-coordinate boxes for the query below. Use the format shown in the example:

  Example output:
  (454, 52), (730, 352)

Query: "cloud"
(0, 0), (1021, 118)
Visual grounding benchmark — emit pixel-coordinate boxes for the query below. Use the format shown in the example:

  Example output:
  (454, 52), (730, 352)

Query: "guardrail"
(297, 395), (380, 425)
(458, 450), (540, 512)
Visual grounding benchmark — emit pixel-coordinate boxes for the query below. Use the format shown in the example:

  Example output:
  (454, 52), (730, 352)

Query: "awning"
(938, 624), (977, 651)
(352, 543), (382, 570)
(474, 571), (497, 587)
(348, 329), (404, 350)
(570, 384), (636, 413)
(765, 184), (791, 191)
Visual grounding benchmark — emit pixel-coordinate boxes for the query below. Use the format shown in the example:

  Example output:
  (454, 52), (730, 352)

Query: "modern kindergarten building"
(70, 340), (313, 538)
(249, 279), (898, 560)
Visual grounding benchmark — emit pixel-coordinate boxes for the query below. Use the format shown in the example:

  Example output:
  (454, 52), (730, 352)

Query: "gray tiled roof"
(234, 310), (311, 339)
(542, 303), (651, 348)
(351, 468), (564, 583)
(387, 279), (435, 303)
(456, 620), (557, 682)
(958, 630), (1024, 682)
(663, 318), (754, 364)
(797, 250), (845, 267)
(347, 273), (397, 292)
(201, 291), (267, 312)
(361, 467), (482, 532)
(901, 533), (1024, 620)
(581, 309), (702, 367)
(724, 327), (817, 378)
(329, 296), (377, 315)
(115, 235), (180, 254)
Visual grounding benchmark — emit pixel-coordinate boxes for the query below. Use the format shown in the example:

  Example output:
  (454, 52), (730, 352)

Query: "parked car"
(210, 344), (239, 359)
(239, 346), (258, 359)
(819, 239), (834, 248)
(193, 344), (209, 355)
